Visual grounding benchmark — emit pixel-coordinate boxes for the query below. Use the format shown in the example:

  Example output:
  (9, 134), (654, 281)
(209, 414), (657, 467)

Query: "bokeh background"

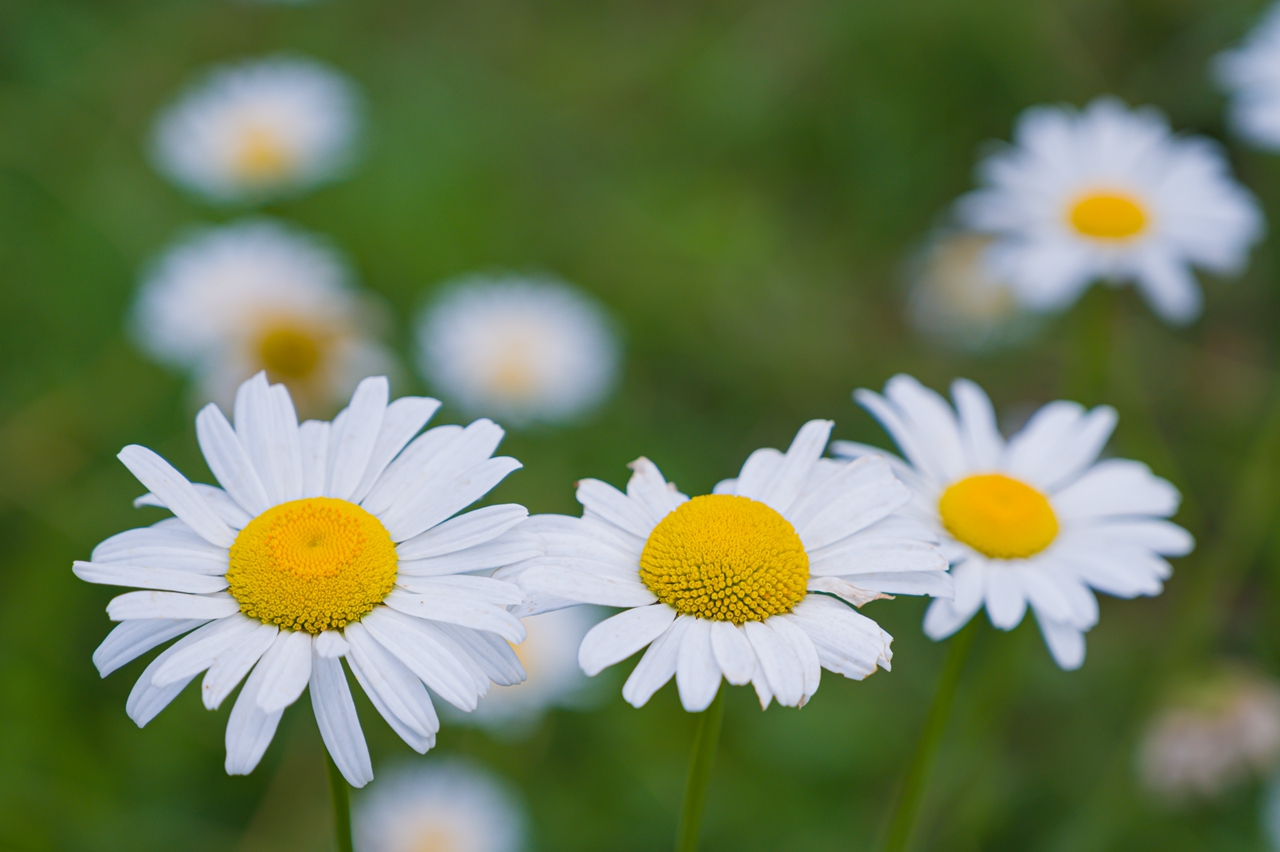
(3, 0), (1280, 849)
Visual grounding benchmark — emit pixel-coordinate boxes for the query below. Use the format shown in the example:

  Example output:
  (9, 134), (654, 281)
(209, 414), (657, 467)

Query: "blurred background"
(3, 0), (1280, 849)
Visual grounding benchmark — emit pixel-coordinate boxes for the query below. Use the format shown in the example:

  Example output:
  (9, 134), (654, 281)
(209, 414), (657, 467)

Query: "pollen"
(227, 497), (398, 633)
(257, 324), (323, 381)
(1068, 192), (1148, 240)
(234, 126), (293, 182)
(638, 494), (809, 624)
(939, 473), (1059, 560)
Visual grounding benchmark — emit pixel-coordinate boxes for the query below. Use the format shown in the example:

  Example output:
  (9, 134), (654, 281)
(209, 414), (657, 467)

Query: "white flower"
(1216, 4), (1280, 152)
(451, 607), (598, 735)
(151, 55), (360, 203)
(1139, 666), (1280, 803)
(415, 275), (621, 425)
(355, 759), (526, 852)
(131, 219), (396, 417)
(904, 230), (1039, 351)
(957, 97), (1264, 325)
(839, 374), (1193, 670)
(500, 422), (951, 712)
(75, 373), (538, 787)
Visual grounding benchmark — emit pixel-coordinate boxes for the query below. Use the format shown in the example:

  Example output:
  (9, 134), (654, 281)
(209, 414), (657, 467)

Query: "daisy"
(355, 760), (526, 852)
(130, 219), (396, 417)
(75, 373), (537, 786)
(415, 275), (621, 426)
(838, 374), (1193, 670)
(1138, 665), (1280, 803)
(904, 229), (1038, 351)
(499, 421), (951, 712)
(451, 607), (598, 735)
(151, 55), (360, 203)
(956, 97), (1264, 325)
(1216, 4), (1280, 153)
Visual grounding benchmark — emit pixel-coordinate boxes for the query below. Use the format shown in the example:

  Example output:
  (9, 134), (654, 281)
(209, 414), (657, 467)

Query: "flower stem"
(674, 687), (726, 852)
(326, 751), (354, 852)
(880, 621), (978, 852)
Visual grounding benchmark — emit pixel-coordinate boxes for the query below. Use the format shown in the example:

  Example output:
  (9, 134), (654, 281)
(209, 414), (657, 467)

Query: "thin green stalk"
(674, 688), (726, 852)
(326, 752), (354, 852)
(880, 621), (978, 852)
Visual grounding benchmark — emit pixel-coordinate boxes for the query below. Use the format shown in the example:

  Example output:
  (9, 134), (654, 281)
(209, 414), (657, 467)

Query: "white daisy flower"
(75, 373), (538, 787)
(1139, 666), (1280, 803)
(415, 275), (621, 426)
(500, 422), (952, 712)
(451, 607), (598, 735)
(904, 230), (1038, 351)
(838, 374), (1193, 670)
(956, 97), (1264, 325)
(1216, 4), (1280, 153)
(151, 55), (360, 204)
(355, 760), (526, 852)
(131, 219), (396, 417)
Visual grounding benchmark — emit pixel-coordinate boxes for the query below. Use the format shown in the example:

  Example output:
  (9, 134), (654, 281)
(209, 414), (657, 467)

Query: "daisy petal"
(578, 604), (676, 676)
(254, 630), (313, 714)
(622, 616), (692, 708)
(311, 650), (373, 787)
(117, 446), (236, 547)
(93, 618), (208, 678)
(195, 403), (270, 516)
(743, 621), (804, 707)
(395, 504), (529, 561)
(202, 623), (279, 710)
(1037, 615), (1086, 670)
(107, 591), (240, 622)
(709, 621), (756, 686)
(326, 376), (389, 501)
(350, 396), (441, 505)
(344, 622), (439, 743)
(676, 619), (722, 712)
(298, 420), (331, 499)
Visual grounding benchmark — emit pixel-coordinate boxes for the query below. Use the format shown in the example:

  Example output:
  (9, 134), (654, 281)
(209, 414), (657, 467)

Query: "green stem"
(674, 687), (726, 852)
(880, 621), (978, 852)
(326, 751), (354, 852)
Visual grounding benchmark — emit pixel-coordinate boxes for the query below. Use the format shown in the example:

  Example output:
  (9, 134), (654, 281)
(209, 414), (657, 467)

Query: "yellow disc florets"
(1068, 191), (1148, 240)
(638, 494), (809, 624)
(938, 473), (1059, 560)
(227, 497), (398, 633)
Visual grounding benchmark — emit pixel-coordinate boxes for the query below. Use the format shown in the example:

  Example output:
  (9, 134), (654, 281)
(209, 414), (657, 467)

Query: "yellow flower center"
(411, 826), (460, 852)
(257, 325), (323, 381)
(227, 497), (398, 633)
(234, 126), (293, 183)
(1068, 192), (1148, 240)
(938, 474), (1058, 559)
(638, 494), (809, 624)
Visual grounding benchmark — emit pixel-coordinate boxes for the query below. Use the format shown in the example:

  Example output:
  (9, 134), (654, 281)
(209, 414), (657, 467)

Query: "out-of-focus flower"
(131, 219), (395, 417)
(499, 423), (951, 712)
(151, 55), (360, 204)
(453, 607), (598, 735)
(957, 97), (1264, 325)
(74, 373), (536, 786)
(1216, 4), (1280, 153)
(355, 760), (526, 852)
(1139, 665), (1280, 803)
(415, 275), (621, 426)
(840, 375), (1193, 670)
(904, 230), (1038, 350)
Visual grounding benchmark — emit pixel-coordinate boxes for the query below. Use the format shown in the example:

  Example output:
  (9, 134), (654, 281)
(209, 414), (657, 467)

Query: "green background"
(2, 0), (1280, 849)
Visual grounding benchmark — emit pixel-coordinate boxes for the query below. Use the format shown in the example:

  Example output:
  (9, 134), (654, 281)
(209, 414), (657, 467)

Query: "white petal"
(345, 651), (436, 754)
(625, 457), (686, 524)
(344, 622), (439, 746)
(74, 561), (228, 595)
(358, 424), (464, 515)
(126, 655), (195, 728)
(350, 396), (441, 505)
(233, 373), (302, 506)
(769, 615), (821, 703)
(1060, 518), (1193, 556)
(383, 588), (525, 644)
(224, 647), (284, 776)
(1052, 459), (1180, 519)
(732, 448), (785, 501)
(92, 524), (225, 564)
(808, 576), (892, 607)
(117, 446), (236, 547)
(107, 591), (239, 622)
(202, 622), (279, 710)
(759, 420), (834, 513)
(743, 620), (804, 707)
(808, 537), (947, 578)
(575, 478), (654, 538)
(311, 651), (373, 787)
(516, 563), (657, 609)
(93, 618), (208, 678)
(254, 630), (314, 713)
(435, 623), (526, 686)
(922, 560), (985, 640)
(360, 609), (484, 711)
(195, 403), (271, 516)
(983, 565), (1028, 629)
(380, 457), (523, 543)
(397, 535), (541, 577)
(621, 616), (691, 708)
(326, 376), (389, 501)
(133, 485), (253, 532)
(393, 575), (524, 607)
(789, 596), (892, 680)
(709, 621), (755, 686)
(1037, 615), (1086, 670)
(151, 614), (260, 686)
(298, 420), (331, 498)
(847, 570), (953, 598)
(675, 619), (722, 712)
(791, 456), (912, 549)
(578, 604), (676, 676)
(395, 504), (529, 560)
(315, 630), (350, 659)
(952, 379), (1003, 470)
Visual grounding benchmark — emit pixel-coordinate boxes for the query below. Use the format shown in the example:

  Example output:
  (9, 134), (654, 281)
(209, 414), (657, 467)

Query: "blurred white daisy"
(957, 97), (1264, 325)
(500, 422), (951, 712)
(1217, 4), (1280, 152)
(452, 607), (598, 735)
(355, 760), (526, 852)
(151, 55), (360, 203)
(839, 375), (1193, 670)
(1139, 665), (1280, 803)
(904, 230), (1038, 350)
(415, 275), (621, 426)
(75, 373), (536, 786)
(131, 219), (395, 417)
